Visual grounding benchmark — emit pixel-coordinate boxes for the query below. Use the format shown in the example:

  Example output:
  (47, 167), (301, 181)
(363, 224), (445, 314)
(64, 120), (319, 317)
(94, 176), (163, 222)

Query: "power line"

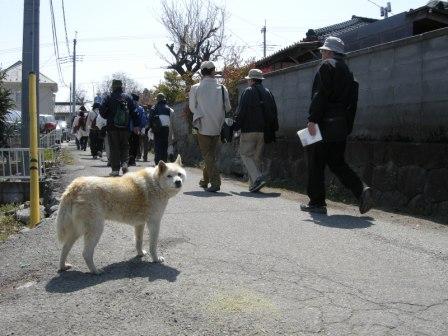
(49, 0), (66, 86)
(366, 0), (382, 8)
(61, 0), (70, 55)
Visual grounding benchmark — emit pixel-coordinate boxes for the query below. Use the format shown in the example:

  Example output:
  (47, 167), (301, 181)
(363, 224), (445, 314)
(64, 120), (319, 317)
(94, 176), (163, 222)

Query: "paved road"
(1, 144), (447, 335)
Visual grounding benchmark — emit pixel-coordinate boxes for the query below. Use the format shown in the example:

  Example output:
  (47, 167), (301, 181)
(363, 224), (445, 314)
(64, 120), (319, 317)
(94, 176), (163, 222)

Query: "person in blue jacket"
(128, 94), (148, 166)
(149, 93), (173, 165)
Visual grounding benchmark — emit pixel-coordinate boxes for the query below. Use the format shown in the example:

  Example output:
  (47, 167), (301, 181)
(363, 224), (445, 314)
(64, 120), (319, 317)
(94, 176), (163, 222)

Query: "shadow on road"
(230, 191), (281, 198)
(45, 258), (180, 293)
(183, 191), (233, 197)
(306, 213), (374, 229)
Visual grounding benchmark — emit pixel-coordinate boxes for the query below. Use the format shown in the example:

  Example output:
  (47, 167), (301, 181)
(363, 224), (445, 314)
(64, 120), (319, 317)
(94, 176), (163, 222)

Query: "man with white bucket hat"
(189, 60), (231, 192)
(301, 36), (373, 215)
(234, 68), (278, 192)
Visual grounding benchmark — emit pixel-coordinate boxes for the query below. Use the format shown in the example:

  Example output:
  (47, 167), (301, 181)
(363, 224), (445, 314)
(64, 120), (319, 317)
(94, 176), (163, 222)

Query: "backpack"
(149, 106), (163, 133)
(112, 95), (130, 128)
(78, 115), (86, 131)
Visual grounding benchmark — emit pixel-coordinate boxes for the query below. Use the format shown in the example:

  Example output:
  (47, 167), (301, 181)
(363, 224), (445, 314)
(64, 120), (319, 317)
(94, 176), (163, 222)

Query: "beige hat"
(200, 61), (216, 70)
(318, 36), (345, 55)
(245, 68), (265, 80)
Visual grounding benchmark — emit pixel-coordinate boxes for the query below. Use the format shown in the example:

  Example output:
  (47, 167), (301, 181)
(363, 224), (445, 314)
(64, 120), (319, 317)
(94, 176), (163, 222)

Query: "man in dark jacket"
(149, 93), (173, 165)
(301, 36), (373, 215)
(234, 68), (278, 192)
(99, 79), (138, 176)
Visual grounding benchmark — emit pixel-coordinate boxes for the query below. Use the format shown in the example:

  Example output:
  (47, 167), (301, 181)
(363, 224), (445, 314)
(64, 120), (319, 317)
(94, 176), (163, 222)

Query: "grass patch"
(0, 203), (23, 242)
(57, 148), (75, 165)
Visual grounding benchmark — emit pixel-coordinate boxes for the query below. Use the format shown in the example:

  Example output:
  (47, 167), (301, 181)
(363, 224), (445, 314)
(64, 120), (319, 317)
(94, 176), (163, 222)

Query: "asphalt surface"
(1, 143), (447, 336)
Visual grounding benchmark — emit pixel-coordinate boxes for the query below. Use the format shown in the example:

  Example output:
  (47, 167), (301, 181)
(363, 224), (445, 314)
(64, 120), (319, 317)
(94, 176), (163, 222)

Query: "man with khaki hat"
(234, 68), (278, 192)
(189, 60), (231, 192)
(301, 36), (373, 214)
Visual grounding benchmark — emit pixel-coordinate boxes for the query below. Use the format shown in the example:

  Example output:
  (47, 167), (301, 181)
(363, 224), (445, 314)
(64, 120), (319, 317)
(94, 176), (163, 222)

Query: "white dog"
(56, 155), (186, 274)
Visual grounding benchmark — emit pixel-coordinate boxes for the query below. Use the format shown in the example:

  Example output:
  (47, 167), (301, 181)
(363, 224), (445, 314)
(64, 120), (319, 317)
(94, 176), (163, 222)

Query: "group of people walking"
(71, 81), (174, 177)
(189, 36), (373, 215)
(71, 35), (373, 215)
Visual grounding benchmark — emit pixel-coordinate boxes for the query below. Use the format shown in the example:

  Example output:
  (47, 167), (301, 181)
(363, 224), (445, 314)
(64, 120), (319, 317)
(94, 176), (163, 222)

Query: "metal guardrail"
(39, 129), (62, 148)
(0, 148), (52, 181)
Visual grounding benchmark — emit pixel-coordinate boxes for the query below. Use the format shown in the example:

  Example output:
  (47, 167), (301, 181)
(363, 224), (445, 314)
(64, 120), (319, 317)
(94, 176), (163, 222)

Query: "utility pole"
(21, 0), (40, 147)
(261, 20), (266, 58)
(71, 34), (77, 116)
(381, 2), (392, 18)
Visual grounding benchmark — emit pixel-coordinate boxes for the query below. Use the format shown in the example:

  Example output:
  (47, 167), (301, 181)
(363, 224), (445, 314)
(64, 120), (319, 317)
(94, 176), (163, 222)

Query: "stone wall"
(171, 29), (448, 220)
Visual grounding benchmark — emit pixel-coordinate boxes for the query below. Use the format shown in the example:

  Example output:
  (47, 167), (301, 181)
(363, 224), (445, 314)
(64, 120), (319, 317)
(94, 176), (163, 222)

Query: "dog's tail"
(56, 195), (73, 243)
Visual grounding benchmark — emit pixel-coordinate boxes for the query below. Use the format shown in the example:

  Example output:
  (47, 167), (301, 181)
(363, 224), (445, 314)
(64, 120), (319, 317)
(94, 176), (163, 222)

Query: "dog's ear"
(157, 160), (167, 175)
(175, 154), (182, 166)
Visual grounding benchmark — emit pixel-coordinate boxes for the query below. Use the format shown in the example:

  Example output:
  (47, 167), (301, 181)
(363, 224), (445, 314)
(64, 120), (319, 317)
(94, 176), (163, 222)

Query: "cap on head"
(111, 79), (123, 89)
(156, 93), (166, 102)
(245, 68), (265, 80)
(318, 36), (345, 55)
(200, 61), (216, 70)
(79, 105), (87, 111)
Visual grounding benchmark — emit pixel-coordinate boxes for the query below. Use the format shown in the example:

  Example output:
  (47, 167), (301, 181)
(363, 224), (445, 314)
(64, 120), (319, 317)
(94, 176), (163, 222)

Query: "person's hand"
(133, 127), (140, 134)
(307, 122), (316, 136)
(233, 130), (241, 138)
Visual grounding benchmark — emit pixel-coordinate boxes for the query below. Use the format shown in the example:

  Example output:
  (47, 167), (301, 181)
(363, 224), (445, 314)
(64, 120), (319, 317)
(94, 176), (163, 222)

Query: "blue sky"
(0, 0), (427, 101)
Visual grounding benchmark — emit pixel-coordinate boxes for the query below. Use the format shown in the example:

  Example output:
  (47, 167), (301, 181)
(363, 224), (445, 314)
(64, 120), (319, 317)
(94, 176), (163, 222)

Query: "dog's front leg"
(148, 219), (164, 263)
(135, 225), (147, 257)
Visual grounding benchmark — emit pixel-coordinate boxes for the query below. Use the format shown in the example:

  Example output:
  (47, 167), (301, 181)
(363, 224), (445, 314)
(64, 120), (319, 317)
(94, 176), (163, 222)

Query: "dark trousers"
(89, 129), (104, 157)
(140, 134), (152, 161)
(306, 141), (364, 206)
(108, 129), (130, 171)
(128, 132), (140, 164)
(75, 137), (80, 150)
(80, 136), (88, 151)
(154, 127), (169, 165)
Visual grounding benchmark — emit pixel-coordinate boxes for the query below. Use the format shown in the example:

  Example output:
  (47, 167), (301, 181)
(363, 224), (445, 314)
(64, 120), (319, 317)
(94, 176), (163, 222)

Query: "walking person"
(139, 105), (153, 162)
(128, 94), (147, 166)
(189, 61), (231, 192)
(301, 36), (373, 215)
(149, 93), (173, 165)
(87, 102), (105, 159)
(73, 107), (89, 151)
(234, 68), (279, 193)
(99, 79), (138, 176)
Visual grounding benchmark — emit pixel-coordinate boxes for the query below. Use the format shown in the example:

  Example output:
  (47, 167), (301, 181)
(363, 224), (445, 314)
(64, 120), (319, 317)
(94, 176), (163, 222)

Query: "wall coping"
(262, 27), (448, 79)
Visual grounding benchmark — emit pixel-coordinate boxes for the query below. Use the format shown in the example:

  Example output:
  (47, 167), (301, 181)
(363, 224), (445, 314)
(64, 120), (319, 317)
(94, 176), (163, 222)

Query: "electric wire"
(61, 0), (71, 55)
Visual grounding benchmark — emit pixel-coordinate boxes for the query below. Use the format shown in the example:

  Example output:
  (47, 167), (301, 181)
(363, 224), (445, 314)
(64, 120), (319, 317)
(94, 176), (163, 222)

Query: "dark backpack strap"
(220, 85), (226, 117)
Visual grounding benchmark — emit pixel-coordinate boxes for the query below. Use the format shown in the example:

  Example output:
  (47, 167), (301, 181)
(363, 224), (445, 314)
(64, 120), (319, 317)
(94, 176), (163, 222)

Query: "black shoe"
(300, 204), (327, 215)
(249, 178), (266, 193)
(206, 185), (220, 192)
(128, 160), (136, 166)
(199, 180), (209, 189)
(359, 187), (374, 214)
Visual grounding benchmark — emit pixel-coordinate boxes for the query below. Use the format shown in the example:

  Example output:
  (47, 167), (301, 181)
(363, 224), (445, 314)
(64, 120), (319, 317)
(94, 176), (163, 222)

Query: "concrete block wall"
(171, 28), (448, 219)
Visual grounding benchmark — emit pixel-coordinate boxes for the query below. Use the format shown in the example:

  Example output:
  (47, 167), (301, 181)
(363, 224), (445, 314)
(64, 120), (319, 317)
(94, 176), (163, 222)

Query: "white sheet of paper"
(297, 124), (323, 146)
(159, 115), (170, 127)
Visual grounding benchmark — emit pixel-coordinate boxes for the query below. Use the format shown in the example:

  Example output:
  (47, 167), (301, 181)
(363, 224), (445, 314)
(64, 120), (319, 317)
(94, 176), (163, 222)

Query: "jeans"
(306, 141), (364, 206)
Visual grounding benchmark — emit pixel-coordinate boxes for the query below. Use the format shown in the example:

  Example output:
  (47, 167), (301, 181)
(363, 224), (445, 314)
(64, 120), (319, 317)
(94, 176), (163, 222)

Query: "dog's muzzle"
(175, 180), (182, 188)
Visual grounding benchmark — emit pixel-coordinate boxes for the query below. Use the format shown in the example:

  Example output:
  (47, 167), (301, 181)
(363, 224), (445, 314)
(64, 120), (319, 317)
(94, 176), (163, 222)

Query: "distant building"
(3, 61), (58, 115)
(256, 1), (448, 72)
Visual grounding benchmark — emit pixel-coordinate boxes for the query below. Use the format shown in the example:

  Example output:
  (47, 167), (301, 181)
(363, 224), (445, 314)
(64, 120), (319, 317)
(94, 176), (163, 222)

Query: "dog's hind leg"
(148, 219), (164, 263)
(82, 220), (104, 275)
(135, 224), (147, 257)
(58, 233), (78, 272)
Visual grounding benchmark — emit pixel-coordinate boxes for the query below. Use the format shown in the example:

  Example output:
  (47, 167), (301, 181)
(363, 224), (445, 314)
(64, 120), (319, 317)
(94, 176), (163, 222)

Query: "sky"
(0, 0), (428, 102)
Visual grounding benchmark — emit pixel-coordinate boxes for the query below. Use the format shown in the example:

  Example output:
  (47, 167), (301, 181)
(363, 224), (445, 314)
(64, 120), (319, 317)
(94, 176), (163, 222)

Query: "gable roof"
(308, 16), (378, 41)
(3, 61), (58, 87)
